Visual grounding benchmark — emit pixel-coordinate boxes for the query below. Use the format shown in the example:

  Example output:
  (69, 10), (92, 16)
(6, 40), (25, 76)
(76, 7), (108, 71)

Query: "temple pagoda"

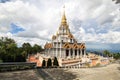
(44, 7), (86, 60)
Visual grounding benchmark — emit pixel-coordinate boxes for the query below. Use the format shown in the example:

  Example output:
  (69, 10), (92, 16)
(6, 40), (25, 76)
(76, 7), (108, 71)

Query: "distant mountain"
(86, 42), (120, 53)
(86, 48), (120, 53)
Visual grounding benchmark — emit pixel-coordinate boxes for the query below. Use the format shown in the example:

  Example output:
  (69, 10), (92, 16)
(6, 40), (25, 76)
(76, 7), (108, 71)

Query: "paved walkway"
(36, 63), (120, 80)
(0, 62), (120, 80)
(0, 70), (43, 80)
(67, 63), (120, 80)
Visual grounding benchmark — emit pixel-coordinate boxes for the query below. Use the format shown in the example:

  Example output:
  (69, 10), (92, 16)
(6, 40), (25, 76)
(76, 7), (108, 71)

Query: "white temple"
(44, 7), (86, 60)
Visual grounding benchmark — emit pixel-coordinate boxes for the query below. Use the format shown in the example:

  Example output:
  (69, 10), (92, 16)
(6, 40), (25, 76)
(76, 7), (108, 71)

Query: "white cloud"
(99, 31), (120, 43)
(0, 0), (120, 48)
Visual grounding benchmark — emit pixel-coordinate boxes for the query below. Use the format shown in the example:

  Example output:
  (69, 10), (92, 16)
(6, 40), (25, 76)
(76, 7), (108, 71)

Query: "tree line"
(0, 37), (43, 62)
(103, 50), (120, 60)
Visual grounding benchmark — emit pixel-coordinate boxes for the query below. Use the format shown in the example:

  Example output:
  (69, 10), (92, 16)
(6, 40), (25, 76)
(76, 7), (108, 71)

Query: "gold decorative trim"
(44, 43), (53, 49)
(52, 35), (56, 40)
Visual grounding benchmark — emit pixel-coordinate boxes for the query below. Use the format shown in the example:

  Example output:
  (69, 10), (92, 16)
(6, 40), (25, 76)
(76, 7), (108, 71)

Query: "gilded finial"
(61, 5), (67, 25)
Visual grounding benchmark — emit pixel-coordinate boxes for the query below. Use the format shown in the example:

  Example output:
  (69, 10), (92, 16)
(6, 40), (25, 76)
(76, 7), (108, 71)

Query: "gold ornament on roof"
(52, 35), (56, 40)
(68, 33), (74, 39)
(79, 43), (86, 49)
(61, 6), (67, 25)
(44, 43), (53, 49)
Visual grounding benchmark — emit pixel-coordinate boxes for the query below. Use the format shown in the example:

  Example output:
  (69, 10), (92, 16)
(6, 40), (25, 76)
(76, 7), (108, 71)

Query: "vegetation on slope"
(0, 37), (43, 62)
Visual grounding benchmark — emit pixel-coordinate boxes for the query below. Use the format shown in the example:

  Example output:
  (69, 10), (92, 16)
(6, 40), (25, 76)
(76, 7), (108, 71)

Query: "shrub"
(53, 57), (59, 66)
(85, 63), (90, 68)
(47, 58), (52, 67)
(96, 63), (100, 67)
(42, 60), (46, 67)
(0, 59), (3, 63)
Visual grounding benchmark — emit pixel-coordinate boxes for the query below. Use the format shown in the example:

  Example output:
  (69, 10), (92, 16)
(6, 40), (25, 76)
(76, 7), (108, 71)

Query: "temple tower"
(44, 7), (86, 59)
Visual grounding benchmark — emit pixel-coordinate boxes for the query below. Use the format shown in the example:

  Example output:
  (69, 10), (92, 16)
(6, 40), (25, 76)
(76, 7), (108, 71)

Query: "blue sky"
(10, 23), (25, 34)
(0, 0), (9, 3)
(0, 0), (120, 51)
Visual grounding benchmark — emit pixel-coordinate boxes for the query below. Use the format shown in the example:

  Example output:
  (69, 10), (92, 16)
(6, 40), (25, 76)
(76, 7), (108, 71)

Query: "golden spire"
(61, 5), (67, 25)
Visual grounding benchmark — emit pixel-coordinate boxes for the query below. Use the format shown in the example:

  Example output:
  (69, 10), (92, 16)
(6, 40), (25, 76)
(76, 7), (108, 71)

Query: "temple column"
(52, 41), (54, 57)
(48, 48), (50, 56)
(54, 48), (55, 57)
(45, 49), (47, 55)
(78, 49), (80, 58)
(77, 49), (79, 58)
(80, 49), (82, 58)
(56, 43), (58, 57)
(84, 49), (86, 57)
(73, 49), (75, 58)
(47, 49), (49, 56)
(53, 43), (55, 57)
(64, 48), (66, 58)
(60, 42), (62, 58)
(52, 48), (54, 57)
(68, 48), (71, 58)
(45, 59), (47, 67)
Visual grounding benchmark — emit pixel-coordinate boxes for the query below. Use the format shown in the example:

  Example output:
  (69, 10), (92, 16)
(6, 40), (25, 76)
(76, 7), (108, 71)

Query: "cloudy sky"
(0, 0), (120, 51)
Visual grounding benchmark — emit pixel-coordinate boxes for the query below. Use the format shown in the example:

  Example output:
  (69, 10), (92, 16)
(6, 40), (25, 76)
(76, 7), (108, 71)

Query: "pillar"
(51, 48), (53, 57)
(80, 49), (82, 58)
(53, 43), (55, 57)
(73, 49), (75, 58)
(45, 59), (47, 67)
(60, 42), (62, 58)
(63, 48), (65, 58)
(53, 48), (55, 57)
(77, 49), (79, 58)
(56, 43), (58, 57)
(47, 49), (49, 56)
(68, 48), (71, 58)
(52, 59), (54, 66)
(84, 49), (86, 57)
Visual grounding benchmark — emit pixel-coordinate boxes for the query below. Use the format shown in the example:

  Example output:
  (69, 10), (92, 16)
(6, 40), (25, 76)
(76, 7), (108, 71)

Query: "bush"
(85, 63), (90, 68)
(96, 63), (100, 67)
(47, 58), (52, 67)
(42, 60), (46, 67)
(0, 59), (3, 63)
(53, 57), (59, 66)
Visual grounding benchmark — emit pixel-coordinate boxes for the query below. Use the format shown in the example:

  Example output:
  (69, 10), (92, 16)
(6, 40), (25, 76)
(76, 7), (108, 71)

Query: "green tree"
(32, 44), (42, 54)
(0, 37), (43, 62)
(0, 58), (3, 63)
(113, 53), (120, 60)
(47, 58), (52, 67)
(0, 37), (27, 62)
(22, 43), (32, 55)
(42, 60), (46, 67)
(53, 57), (59, 66)
(103, 50), (111, 57)
(0, 37), (18, 62)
